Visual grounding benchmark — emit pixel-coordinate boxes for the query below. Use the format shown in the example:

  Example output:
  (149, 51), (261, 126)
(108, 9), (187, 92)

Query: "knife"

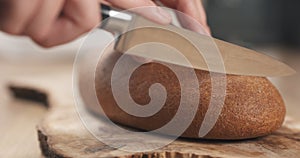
(99, 4), (295, 77)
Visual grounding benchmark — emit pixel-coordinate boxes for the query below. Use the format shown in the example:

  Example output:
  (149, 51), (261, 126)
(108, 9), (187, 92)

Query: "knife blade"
(99, 4), (295, 77)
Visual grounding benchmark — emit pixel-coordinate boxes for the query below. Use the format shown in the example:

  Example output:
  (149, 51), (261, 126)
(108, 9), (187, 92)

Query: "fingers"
(24, 0), (65, 43)
(0, 0), (99, 47)
(33, 0), (100, 47)
(97, 0), (112, 6)
(0, 0), (209, 48)
(105, 0), (172, 24)
(0, 0), (41, 34)
(194, 0), (211, 34)
(160, 0), (211, 35)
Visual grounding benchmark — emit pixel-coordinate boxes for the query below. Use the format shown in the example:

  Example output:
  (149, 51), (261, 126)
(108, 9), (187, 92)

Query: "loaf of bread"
(85, 51), (285, 140)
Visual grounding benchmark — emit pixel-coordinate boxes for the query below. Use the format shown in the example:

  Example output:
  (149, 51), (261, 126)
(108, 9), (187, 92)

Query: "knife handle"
(100, 4), (111, 21)
(99, 4), (132, 36)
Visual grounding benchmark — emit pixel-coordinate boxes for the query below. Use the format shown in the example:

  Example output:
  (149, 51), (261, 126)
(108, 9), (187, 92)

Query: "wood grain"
(0, 82), (47, 158)
(36, 102), (300, 158)
(5, 59), (300, 158)
(2, 47), (300, 158)
(0, 62), (72, 158)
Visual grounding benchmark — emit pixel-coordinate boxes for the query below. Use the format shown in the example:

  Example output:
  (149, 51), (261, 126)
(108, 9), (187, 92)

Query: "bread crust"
(89, 52), (285, 140)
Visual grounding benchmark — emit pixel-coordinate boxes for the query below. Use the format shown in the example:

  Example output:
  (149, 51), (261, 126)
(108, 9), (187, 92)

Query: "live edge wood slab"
(6, 65), (300, 158)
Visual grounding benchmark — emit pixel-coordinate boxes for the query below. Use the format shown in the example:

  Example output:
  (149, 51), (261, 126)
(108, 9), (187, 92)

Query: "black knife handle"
(99, 4), (132, 35)
(100, 4), (111, 20)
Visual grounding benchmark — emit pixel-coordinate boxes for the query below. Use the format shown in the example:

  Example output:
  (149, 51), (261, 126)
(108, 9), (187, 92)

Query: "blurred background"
(0, 0), (299, 131)
(0, 1), (299, 157)
(204, 0), (300, 48)
(1, 0), (300, 136)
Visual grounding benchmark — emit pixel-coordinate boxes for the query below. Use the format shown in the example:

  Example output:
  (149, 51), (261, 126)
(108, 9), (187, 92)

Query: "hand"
(105, 0), (211, 35)
(160, 0), (211, 35)
(0, 0), (210, 48)
(0, 0), (100, 47)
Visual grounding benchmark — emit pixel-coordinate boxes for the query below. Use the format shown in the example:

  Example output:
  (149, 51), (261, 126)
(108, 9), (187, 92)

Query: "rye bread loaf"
(87, 51), (285, 140)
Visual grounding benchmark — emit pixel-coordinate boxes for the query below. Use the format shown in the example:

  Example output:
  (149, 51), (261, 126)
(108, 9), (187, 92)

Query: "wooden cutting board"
(6, 64), (300, 158)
